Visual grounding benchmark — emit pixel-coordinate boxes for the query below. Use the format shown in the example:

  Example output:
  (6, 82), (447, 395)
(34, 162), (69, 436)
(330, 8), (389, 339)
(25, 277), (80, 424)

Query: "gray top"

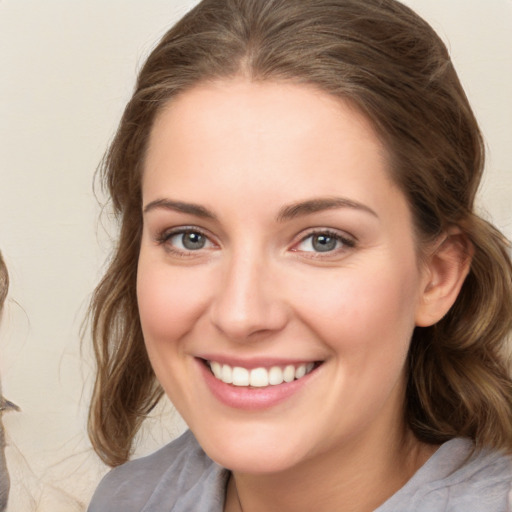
(88, 430), (512, 512)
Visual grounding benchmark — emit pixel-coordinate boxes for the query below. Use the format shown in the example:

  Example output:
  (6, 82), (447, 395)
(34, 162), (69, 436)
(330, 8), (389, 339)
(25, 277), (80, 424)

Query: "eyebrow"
(143, 196), (378, 222)
(276, 197), (378, 222)
(143, 199), (217, 220)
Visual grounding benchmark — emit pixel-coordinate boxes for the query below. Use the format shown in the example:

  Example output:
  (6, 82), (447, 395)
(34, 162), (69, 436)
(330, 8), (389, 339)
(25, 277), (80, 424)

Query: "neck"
(226, 426), (436, 512)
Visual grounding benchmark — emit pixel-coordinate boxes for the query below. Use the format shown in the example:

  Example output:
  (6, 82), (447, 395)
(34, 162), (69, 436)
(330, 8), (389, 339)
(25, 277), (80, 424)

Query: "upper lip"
(196, 354), (321, 370)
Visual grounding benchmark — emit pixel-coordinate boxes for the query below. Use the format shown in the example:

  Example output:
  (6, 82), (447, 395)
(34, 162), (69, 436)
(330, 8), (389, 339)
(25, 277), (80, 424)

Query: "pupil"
(183, 232), (205, 250)
(312, 234), (337, 252)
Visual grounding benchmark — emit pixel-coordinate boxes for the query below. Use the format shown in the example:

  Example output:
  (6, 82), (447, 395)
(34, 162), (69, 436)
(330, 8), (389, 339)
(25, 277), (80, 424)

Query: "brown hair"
(0, 253), (7, 512)
(0, 253), (7, 312)
(88, 0), (512, 467)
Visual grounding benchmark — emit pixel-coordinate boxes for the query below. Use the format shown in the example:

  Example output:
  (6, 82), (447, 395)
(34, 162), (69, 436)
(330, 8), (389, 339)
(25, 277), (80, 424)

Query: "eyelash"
(156, 226), (216, 257)
(293, 229), (356, 256)
(155, 227), (356, 257)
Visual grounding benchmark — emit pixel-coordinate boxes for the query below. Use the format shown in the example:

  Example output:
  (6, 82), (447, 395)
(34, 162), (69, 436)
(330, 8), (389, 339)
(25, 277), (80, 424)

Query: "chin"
(193, 424), (309, 475)
(210, 448), (302, 475)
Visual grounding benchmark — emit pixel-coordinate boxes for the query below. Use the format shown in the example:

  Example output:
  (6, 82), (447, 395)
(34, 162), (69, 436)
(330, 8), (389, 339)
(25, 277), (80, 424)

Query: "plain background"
(0, 1), (511, 510)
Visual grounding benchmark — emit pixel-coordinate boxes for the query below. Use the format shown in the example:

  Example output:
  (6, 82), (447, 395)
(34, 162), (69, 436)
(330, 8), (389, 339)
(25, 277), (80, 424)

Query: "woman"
(87, 0), (512, 510)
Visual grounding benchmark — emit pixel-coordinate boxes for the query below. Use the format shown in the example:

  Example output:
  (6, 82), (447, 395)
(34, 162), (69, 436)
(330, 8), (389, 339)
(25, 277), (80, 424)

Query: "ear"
(415, 229), (473, 327)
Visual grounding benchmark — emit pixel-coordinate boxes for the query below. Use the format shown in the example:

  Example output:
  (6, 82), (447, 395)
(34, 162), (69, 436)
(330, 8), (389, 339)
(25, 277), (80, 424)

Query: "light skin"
(137, 78), (470, 511)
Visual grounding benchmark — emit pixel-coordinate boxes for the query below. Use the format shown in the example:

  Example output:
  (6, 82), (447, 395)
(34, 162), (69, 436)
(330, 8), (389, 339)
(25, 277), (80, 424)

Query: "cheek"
(291, 256), (421, 356)
(136, 258), (212, 344)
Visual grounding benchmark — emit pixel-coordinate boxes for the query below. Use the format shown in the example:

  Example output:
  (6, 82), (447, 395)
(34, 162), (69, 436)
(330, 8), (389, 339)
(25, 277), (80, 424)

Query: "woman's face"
(137, 79), (430, 474)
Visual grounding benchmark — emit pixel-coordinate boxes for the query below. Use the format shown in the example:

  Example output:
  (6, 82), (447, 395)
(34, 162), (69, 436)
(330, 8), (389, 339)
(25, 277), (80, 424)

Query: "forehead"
(142, 78), (408, 227)
(149, 79), (385, 156)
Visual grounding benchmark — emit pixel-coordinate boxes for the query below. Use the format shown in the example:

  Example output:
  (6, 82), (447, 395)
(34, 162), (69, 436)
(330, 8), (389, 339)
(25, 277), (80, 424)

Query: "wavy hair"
(88, 0), (512, 466)
(0, 253), (7, 312)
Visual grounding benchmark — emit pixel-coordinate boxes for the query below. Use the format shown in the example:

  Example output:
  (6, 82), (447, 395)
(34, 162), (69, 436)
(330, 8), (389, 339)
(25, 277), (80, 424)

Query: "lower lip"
(197, 360), (318, 411)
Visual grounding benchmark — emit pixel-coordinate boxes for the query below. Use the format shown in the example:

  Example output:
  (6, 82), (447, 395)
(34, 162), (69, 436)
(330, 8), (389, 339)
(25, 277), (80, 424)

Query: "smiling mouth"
(204, 360), (319, 388)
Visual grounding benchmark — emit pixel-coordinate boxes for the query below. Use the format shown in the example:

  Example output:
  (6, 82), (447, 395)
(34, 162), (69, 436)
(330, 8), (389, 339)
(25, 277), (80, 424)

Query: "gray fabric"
(88, 430), (512, 512)
(88, 431), (227, 512)
(376, 438), (512, 512)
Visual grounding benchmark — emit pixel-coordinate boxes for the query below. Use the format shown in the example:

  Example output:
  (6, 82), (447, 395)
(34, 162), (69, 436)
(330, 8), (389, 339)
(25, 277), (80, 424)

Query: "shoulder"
(439, 441), (512, 511)
(379, 438), (512, 512)
(88, 429), (228, 512)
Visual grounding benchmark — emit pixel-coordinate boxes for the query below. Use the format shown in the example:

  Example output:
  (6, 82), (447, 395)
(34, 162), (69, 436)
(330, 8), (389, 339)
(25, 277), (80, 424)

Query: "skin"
(137, 79), (465, 511)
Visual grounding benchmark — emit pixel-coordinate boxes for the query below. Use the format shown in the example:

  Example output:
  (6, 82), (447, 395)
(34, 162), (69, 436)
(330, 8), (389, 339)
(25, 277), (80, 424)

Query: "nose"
(209, 250), (289, 342)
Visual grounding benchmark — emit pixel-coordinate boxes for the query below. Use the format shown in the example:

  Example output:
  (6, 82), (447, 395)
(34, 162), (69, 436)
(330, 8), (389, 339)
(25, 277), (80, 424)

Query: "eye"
(171, 231), (209, 250)
(294, 230), (355, 254)
(157, 228), (215, 253)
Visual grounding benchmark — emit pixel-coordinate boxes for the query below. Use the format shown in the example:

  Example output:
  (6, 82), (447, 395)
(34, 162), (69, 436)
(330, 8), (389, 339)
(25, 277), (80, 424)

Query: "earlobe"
(415, 229), (473, 327)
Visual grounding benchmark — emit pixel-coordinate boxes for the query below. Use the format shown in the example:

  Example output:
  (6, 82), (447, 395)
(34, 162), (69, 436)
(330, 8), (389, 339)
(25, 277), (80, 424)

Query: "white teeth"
(295, 364), (306, 379)
(221, 364), (233, 384)
(232, 367), (249, 386)
(208, 361), (316, 388)
(268, 366), (284, 385)
(250, 368), (269, 387)
(211, 361), (222, 379)
(283, 365), (295, 383)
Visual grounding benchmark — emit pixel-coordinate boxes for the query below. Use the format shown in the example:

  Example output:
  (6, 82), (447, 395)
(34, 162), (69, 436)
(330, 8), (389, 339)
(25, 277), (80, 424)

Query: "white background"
(0, 1), (511, 510)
